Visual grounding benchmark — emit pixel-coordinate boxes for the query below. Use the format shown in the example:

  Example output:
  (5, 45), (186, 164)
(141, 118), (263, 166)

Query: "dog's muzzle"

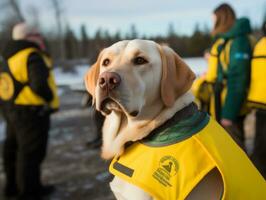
(98, 72), (122, 114)
(97, 72), (139, 117)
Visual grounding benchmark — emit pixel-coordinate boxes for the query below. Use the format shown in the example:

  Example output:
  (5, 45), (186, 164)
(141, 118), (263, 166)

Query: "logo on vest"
(152, 155), (178, 187)
(0, 72), (14, 101)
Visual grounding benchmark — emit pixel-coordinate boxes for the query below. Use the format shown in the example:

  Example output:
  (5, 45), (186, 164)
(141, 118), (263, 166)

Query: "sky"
(6, 0), (266, 37)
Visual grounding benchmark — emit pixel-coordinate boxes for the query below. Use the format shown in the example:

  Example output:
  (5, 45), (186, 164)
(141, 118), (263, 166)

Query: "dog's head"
(85, 40), (195, 119)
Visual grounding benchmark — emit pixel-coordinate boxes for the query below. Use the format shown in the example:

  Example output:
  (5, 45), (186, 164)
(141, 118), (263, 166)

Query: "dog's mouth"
(100, 98), (123, 115)
(100, 98), (139, 117)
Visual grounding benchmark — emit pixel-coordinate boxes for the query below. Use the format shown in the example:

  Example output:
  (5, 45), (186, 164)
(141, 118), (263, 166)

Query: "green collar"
(141, 108), (210, 147)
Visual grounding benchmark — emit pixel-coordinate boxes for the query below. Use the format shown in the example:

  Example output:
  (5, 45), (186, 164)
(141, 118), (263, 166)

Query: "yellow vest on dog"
(110, 112), (266, 200)
(248, 37), (266, 109)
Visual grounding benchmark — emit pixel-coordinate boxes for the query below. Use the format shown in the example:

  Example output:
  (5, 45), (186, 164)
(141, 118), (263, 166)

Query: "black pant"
(252, 109), (266, 179)
(223, 116), (246, 150)
(2, 107), (50, 199)
(94, 109), (105, 135)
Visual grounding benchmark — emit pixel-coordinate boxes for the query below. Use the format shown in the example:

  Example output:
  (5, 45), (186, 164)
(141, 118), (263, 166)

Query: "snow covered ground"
(54, 65), (89, 88)
(185, 57), (207, 76)
(0, 122), (5, 142)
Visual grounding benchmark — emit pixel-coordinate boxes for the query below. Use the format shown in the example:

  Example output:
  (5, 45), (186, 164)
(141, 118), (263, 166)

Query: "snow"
(0, 122), (5, 142)
(184, 57), (207, 76)
(54, 65), (88, 88)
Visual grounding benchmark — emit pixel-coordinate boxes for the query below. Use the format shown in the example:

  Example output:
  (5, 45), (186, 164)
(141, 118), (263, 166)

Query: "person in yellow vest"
(193, 4), (252, 149)
(0, 23), (59, 200)
(248, 21), (266, 178)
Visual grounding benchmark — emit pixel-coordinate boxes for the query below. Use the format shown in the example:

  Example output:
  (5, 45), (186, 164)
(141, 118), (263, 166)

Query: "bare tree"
(26, 5), (40, 29)
(263, 3), (266, 22)
(9, 0), (24, 22)
(50, 0), (65, 60)
(0, 0), (24, 48)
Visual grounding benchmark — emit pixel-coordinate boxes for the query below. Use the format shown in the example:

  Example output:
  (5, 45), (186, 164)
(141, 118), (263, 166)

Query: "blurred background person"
(192, 48), (212, 113)
(248, 21), (266, 178)
(194, 3), (252, 149)
(0, 23), (59, 200)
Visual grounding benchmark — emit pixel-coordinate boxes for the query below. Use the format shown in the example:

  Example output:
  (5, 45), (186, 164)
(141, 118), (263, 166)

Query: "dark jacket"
(2, 40), (53, 104)
(263, 21), (266, 36)
(217, 18), (252, 121)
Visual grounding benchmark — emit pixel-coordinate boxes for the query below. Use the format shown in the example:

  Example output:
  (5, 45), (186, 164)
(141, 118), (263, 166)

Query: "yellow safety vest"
(0, 47), (59, 109)
(209, 39), (231, 119)
(247, 37), (266, 109)
(110, 113), (266, 200)
(205, 38), (225, 83)
(192, 39), (228, 118)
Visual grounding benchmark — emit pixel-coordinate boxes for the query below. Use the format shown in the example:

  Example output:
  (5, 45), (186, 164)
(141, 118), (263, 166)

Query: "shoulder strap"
(213, 39), (230, 121)
(216, 39), (230, 82)
(252, 55), (266, 59)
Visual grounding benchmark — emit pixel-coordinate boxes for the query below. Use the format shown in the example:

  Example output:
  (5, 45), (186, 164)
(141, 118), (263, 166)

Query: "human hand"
(220, 118), (233, 127)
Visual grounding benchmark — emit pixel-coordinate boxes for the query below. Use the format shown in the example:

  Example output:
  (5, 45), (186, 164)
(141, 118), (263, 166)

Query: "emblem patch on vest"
(152, 156), (178, 187)
(0, 72), (14, 101)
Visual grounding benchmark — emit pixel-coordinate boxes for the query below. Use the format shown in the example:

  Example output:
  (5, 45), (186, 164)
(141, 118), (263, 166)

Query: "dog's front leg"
(110, 177), (153, 200)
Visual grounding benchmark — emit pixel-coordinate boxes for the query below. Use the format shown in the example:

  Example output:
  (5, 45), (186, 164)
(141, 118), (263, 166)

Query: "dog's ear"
(158, 45), (195, 107)
(84, 50), (104, 103)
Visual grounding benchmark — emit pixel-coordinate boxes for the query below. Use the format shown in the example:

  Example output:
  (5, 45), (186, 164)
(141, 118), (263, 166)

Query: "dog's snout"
(99, 72), (121, 90)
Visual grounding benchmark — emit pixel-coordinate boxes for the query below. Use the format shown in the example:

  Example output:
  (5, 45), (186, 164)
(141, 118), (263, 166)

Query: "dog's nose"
(99, 72), (121, 90)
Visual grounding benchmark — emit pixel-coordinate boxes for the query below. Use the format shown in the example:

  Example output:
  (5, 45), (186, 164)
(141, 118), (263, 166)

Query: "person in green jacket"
(208, 4), (252, 148)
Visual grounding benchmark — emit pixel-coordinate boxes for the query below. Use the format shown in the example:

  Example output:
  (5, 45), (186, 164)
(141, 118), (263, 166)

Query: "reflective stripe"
(113, 161), (134, 177)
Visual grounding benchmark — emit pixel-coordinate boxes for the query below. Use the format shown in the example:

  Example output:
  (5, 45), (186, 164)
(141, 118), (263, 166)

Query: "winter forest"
(1, 0), (265, 69)
(0, 0), (213, 67)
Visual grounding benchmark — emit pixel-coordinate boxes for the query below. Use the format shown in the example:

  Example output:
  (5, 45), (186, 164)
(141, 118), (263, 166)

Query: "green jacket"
(217, 18), (252, 121)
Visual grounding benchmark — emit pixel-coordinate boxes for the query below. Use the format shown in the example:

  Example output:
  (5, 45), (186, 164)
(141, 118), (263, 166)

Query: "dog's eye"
(102, 58), (110, 67)
(133, 57), (148, 65)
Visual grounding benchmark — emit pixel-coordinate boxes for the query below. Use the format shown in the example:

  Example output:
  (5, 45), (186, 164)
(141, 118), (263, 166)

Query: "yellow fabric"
(192, 39), (226, 118)
(192, 76), (212, 105)
(192, 39), (223, 113)
(110, 118), (266, 200)
(0, 72), (14, 100)
(7, 47), (59, 109)
(8, 48), (34, 83)
(205, 38), (225, 83)
(15, 86), (46, 105)
(247, 37), (266, 109)
(209, 40), (232, 119)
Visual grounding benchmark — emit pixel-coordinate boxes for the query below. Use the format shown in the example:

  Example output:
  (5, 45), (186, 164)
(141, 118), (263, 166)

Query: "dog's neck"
(130, 92), (195, 137)
(130, 92), (194, 122)
(101, 92), (195, 159)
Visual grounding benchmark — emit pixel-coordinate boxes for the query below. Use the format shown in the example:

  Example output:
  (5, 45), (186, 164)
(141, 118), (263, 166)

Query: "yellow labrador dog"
(85, 40), (265, 200)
